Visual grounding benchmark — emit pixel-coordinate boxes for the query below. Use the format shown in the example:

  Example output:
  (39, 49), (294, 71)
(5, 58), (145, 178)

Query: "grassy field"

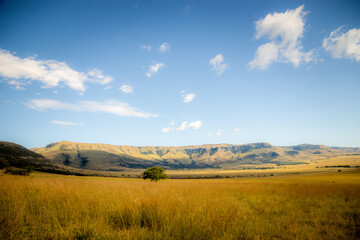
(1, 170), (359, 239)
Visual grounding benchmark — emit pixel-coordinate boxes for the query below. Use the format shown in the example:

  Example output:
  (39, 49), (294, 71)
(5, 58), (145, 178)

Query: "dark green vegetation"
(4, 167), (32, 176)
(142, 166), (168, 182)
(31, 141), (360, 171)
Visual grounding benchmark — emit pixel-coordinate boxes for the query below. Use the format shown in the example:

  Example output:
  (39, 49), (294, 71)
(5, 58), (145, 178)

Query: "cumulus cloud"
(162, 120), (202, 133)
(146, 62), (165, 78)
(51, 120), (77, 126)
(216, 129), (223, 136)
(323, 26), (360, 62)
(26, 99), (158, 118)
(141, 45), (152, 52)
(119, 84), (133, 93)
(0, 49), (112, 92)
(158, 42), (170, 53)
(249, 5), (313, 70)
(209, 54), (228, 75)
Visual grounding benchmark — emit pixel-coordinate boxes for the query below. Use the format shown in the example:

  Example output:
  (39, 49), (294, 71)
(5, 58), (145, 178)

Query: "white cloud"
(162, 127), (172, 133)
(209, 54), (228, 75)
(249, 5), (313, 70)
(146, 62), (165, 78)
(53, 90), (58, 94)
(0, 49), (112, 92)
(26, 99), (158, 118)
(182, 93), (196, 103)
(104, 86), (112, 90)
(119, 84), (133, 93)
(141, 45), (152, 52)
(87, 69), (113, 85)
(162, 120), (202, 133)
(8, 80), (26, 90)
(51, 120), (77, 126)
(234, 128), (240, 134)
(216, 129), (223, 136)
(177, 120), (202, 131)
(323, 26), (360, 62)
(158, 42), (170, 53)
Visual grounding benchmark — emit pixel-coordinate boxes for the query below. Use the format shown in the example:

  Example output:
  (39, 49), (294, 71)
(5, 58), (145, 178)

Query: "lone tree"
(142, 166), (168, 182)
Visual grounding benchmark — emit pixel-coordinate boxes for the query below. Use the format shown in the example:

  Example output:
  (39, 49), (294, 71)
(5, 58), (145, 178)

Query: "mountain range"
(31, 141), (360, 171)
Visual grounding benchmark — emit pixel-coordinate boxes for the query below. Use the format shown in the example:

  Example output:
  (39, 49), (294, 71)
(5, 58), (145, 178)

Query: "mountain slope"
(0, 141), (94, 176)
(31, 141), (358, 171)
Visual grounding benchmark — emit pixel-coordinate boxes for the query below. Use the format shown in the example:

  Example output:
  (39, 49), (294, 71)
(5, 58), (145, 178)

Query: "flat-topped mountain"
(31, 141), (360, 171)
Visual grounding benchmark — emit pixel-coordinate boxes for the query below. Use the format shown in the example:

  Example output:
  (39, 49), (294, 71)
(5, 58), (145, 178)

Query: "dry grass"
(1, 170), (359, 239)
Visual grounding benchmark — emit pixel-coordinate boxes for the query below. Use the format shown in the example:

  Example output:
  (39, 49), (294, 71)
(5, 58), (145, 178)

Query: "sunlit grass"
(1, 170), (359, 239)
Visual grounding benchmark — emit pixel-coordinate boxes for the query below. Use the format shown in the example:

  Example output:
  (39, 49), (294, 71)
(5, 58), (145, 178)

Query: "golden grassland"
(1, 170), (360, 239)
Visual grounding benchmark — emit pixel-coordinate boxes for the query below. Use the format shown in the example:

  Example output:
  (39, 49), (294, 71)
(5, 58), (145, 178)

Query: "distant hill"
(31, 141), (360, 171)
(0, 141), (94, 176)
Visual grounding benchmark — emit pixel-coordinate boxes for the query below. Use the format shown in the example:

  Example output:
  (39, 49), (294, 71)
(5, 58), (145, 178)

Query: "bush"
(142, 167), (168, 182)
(4, 167), (32, 176)
(0, 157), (9, 169)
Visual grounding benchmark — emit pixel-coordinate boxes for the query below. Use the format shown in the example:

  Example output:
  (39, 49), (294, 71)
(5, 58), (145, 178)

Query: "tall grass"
(0, 171), (359, 239)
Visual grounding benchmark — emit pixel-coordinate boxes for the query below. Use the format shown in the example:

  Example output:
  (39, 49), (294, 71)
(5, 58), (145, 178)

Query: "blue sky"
(0, 0), (359, 148)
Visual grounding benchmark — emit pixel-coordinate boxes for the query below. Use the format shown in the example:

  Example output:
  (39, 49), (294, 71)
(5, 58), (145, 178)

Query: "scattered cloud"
(248, 5), (313, 70)
(104, 86), (112, 90)
(0, 49), (112, 92)
(162, 127), (172, 133)
(216, 129), (223, 136)
(119, 84), (133, 93)
(26, 99), (158, 118)
(53, 90), (58, 94)
(51, 120), (77, 126)
(7, 80), (26, 90)
(162, 120), (202, 133)
(209, 54), (228, 75)
(234, 128), (240, 134)
(146, 62), (165, 78)
(158, 42), (170, 53)
(141, 45), (152, 52)
(177, 121), (202, 131)
(323, 26), (360, 62)
(181, 91), (196, 103)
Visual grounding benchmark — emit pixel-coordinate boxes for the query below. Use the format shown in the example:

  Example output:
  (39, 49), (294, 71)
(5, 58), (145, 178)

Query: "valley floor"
(1, 169), (359, 239)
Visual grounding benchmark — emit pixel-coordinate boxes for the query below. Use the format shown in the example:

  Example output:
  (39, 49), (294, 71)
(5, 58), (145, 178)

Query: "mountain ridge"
(31, 140), (360, 171)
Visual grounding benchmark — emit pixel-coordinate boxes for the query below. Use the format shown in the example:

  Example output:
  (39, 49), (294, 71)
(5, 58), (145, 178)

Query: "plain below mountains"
(31, 141), (360, 171)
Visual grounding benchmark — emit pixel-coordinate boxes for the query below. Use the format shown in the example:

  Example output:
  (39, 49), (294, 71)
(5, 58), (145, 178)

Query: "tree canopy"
(142, 166), (168, 182)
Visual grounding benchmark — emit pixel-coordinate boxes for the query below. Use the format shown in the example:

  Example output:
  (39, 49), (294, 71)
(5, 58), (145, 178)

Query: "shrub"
(0, 157), (9, 169)
(4, 167), (32, 176)
(142, 167), (168, 182)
